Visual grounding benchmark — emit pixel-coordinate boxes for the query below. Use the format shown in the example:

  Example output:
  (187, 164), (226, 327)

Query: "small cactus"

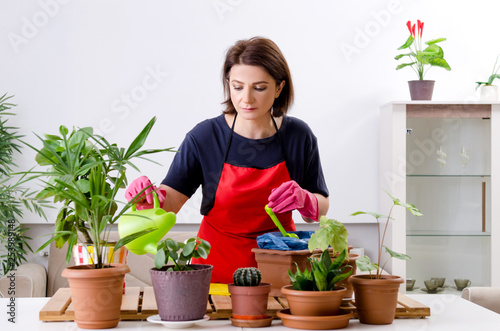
(233, 267), (262, 286)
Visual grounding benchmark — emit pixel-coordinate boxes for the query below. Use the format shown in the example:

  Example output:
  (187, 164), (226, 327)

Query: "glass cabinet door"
(406, 117), (491, 287)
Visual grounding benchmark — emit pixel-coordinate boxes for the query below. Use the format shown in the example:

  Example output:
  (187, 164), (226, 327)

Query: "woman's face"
(228, 64), (284, 121)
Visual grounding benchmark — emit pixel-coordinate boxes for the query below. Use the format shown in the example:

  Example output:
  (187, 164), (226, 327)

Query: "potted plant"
(252, 216), (348, 297)
(227, 267), (273, 327)
(308, 217), (358, 299)
(395, 20), (451, 100)
(24, 117), (173, 329)
(348, 191), (422, 325)
(277, 249), (354, 330)
(0, 93), (48, 275)
(150, 237), (212, 322)
(476, 55), (500, 101)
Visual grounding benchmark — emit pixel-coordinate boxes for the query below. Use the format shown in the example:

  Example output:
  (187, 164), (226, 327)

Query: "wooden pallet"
(39, 287), (430, 322)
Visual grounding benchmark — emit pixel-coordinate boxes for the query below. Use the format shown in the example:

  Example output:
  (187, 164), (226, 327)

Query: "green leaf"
(75, 179), (90, 194)
(396, 62), (417, 70)
(356, 255), (379, 272)
(154, 249), (166, 269)
(308, 217), (348, 253)
(114, 227), (156, 251)
(351, 211), (388, 220)
(124, 117), (156, 159)
(428, 57), (451, 71)
(384, 246), (411, 260)
(182, 240), (196, 257)
(394, 53), (413, 60)
(397, 35), (414, 50)
(196, 246), (208, 259)
(425, 38), (446, 45)
(385, 190), (423, 216)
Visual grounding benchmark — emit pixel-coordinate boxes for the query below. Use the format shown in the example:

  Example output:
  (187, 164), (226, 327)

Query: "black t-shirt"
(162, 114), (328, 215)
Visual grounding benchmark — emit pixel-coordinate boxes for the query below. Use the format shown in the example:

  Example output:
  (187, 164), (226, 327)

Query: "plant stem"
(378, 205), (394, 278)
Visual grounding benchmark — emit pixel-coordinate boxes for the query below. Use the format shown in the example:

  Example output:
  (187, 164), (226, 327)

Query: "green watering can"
(118, 191), (176, 255)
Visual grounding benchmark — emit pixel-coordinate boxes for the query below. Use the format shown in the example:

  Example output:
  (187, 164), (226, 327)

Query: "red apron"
(192, 115), (295, 283)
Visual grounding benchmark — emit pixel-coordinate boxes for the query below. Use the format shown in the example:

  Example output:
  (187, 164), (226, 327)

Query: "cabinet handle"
(482, 181), (486, 232)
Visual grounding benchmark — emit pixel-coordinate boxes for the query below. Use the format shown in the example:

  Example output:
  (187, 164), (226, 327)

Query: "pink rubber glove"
(125, 176), (166, 210)
(267, 180), (319, 221)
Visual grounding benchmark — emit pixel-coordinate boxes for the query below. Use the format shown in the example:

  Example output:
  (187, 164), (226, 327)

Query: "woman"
(126, 37), (329, 283)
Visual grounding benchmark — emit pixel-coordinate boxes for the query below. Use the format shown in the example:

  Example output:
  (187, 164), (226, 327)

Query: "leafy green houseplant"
(351, 191), (422, 279)
(150, 237), (213, 321)
(476, 55), (500, 101)
(395, 20), (451, 100)
(288, 249), (352, 292)
(395, 20), (451, 80)
(22, 117), (173, 329)
(348, 191), (422, 325)
(0, 93), (48, 275)
(280, 217), (353, 318)
(25, 117), (173, 268)
(153, 237), (211, 270)
(476, 55), (500, 88)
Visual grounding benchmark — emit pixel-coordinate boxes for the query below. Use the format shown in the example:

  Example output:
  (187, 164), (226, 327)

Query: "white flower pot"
(479, 85), (499, 101)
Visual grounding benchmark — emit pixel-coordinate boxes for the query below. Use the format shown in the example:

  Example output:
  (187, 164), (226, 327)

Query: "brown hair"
(222, 37), (294, 117)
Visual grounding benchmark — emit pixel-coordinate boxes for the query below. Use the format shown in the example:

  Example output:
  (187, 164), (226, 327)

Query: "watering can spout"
(118, 192), (176, 255)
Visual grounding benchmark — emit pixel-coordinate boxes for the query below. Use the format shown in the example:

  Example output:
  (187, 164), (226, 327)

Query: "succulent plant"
(233, 267), (262, 286)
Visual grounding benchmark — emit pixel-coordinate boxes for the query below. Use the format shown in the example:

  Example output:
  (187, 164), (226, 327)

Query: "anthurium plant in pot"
(23, 117), (173, 329)
(349, 191), (422, 325)
(150, 237), (212, 321)
(395, 20), (451, 100)
(228, 267), (273, 327)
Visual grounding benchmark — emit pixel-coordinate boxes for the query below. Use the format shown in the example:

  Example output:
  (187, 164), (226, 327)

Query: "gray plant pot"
(408, 80), (435, 100)
(150, 264), (213, 321)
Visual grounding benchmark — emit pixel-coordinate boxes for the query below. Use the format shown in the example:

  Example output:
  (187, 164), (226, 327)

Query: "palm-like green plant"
(0, 93), (49, 275)
(24, 117), (174, 268)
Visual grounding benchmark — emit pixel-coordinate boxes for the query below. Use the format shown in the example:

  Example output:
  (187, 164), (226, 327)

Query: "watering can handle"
(131, 190), (160, 212)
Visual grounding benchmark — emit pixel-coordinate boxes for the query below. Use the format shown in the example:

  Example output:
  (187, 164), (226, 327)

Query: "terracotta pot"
(150, 264), (212, 321)
(281, 285), (347, 316)
(228, 283), (271, 322)
(408, 80), (435, 100)
(349, 274), (404, 324)
(61, 263), (130, 329)
(277, 308), (354, 330)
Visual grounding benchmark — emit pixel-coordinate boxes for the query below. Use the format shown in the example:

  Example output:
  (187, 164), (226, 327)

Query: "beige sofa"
(461, 287), (500, 314)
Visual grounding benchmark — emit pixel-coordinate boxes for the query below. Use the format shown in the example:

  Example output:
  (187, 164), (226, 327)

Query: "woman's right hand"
(125, 176), (166, 210)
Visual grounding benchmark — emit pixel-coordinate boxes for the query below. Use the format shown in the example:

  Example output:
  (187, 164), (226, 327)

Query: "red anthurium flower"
(412, 24), (416, 38)
(417, 20), (424, 38)
(406, 20), (413, 35)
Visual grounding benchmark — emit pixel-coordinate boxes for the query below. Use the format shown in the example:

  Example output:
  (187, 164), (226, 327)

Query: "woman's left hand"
(267, 180), (318, 221)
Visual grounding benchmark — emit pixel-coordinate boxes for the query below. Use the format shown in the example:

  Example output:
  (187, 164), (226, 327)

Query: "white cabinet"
(379, 102), (500, 288)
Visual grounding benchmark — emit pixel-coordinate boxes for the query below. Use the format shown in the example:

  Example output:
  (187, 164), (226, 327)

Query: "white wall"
(2, 0), (499, 265)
